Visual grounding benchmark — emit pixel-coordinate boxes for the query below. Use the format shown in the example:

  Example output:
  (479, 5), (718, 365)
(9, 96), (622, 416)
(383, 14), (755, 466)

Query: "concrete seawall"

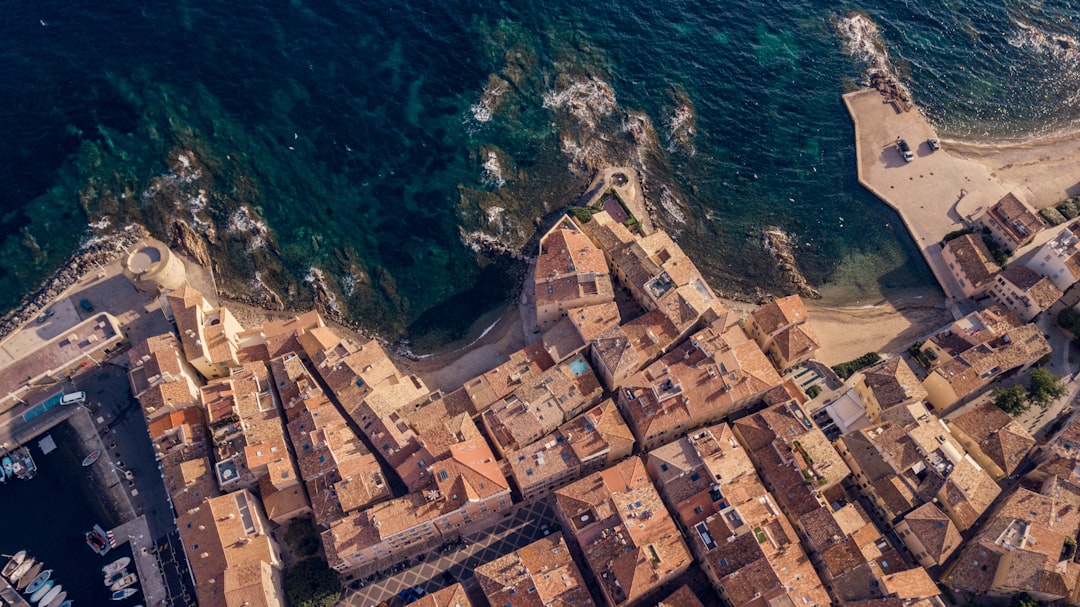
(842, 89), (1010, 307)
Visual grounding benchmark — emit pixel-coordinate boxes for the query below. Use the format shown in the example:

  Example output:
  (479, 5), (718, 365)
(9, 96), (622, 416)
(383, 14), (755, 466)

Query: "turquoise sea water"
(1, 1), (1079, 349)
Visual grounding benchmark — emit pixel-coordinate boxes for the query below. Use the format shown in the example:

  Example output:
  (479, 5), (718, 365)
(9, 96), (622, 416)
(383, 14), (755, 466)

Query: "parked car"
(79, 298), (94, 312)
(897, 138), (914, 162)
(928, 137), (941, 151)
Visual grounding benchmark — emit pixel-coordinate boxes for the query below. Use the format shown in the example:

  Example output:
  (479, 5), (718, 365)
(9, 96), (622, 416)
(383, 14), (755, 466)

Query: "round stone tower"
(123, 238), (187, 294)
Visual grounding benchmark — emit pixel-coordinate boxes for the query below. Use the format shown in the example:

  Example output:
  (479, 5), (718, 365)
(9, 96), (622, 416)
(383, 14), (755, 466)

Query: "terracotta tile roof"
(950, 401), (1035, 476)
(943, 544), (1002, 593)
(269, 353), (323, 419)
(554, 458), (692, 606)
(943, 233), (1000, 289)
(482, 355), (603, 454)
(165, 455), (221, 514)
(620, 321), (781, 449)
(925, 312), (1050, 405)
(576, 210), (636, 258)
(412, 583), (474, 607)
(509, 399), (635, 498)
(475, 533), (595, 607)
(592, 325), (641, 384)
(222, 560), (280, 607)
(987, 192), (1045, 245)
(859, 357), (928, 410)
(900, 503), (961, 565)
(1001, 265), (1064, 310)
(128, 333), (187, 385)
(178, 489), (279, 607)
(259, 474), (310, 522)
(750, 295), (808, 337)
(649, 423), (762, 528)
(771, 322), (820, 363)
(461, 342), (556, 415)
(654, 586), (704, 607)
(941, 457), (1001, 529)
(567, 301), (623, 343)
(798, 507), (846, 552)
(541, 317), (588, 363)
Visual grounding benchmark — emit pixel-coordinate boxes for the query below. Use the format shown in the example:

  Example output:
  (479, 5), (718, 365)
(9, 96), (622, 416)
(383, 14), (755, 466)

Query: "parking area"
(340, 499), (558, 607)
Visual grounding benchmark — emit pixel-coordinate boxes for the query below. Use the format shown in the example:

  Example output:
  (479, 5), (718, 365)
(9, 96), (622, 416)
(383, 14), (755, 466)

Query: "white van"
(60, 391), (87, 406)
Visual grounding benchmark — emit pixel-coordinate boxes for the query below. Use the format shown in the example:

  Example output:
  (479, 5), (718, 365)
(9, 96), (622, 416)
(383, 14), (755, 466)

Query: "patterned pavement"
(155, 530), (198, 607)
(339, 499), (558, 607)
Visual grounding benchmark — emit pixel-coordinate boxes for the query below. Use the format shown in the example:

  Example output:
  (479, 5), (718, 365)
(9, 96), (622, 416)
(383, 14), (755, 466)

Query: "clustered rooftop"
(120, 196), (1072, 607)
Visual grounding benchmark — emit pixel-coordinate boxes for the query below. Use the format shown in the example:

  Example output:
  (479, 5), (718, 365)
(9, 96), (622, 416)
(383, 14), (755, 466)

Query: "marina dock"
(111, 516), (169, 607)
(0, 572), (32, 607)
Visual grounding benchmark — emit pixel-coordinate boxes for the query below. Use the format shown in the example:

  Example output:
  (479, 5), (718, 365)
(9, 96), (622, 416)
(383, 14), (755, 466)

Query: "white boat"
(81, 450), (101, 467)
(112, 587), (137, 601)
(2, 550), (26, 577)
(15, 561), (41, 589)
(37, 584), (61, 606)
(29, 579), (53, 603)
(23, 568), (50, 593)
(102, 556), (131, 576)
(109, 573), (137, 591)
(42, 590), (66, 607)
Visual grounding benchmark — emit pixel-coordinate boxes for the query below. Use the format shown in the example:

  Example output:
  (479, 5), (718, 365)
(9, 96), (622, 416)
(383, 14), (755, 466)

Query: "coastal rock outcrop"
(762, 227), (821, 300)
(168, 219), (212, 267)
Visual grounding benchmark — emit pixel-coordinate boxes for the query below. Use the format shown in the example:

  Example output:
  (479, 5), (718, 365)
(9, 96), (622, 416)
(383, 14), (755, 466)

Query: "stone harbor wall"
(0, 225), (149, 341)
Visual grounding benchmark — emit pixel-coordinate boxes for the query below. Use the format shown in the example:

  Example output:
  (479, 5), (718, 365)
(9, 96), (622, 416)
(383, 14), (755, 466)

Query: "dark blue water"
(1, 1), (1079, 348)
(0, 422), (131, 606)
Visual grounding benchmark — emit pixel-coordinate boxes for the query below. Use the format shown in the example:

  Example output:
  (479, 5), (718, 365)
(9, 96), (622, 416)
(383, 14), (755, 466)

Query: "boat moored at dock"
(2, 550), (26, 577)
(25, 569), (51, 594)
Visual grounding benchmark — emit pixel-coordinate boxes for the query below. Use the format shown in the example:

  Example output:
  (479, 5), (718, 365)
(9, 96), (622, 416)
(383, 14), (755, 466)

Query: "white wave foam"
(543, 77), (617, 129)
(470, 78), (508, 124)
(1009, 19), (1080, 64)
(836, 12), (912, 99)
(482, 151), (506, 188)
(658, 187), (686, 225)
(667, 103), (696, 156)
(227, 206), (269, 250)
(304, 267), (342, 315)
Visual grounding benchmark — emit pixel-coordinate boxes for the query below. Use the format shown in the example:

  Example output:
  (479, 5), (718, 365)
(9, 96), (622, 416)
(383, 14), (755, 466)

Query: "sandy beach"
(806, 292), (952, 366)
(943, 129), (1080, 210)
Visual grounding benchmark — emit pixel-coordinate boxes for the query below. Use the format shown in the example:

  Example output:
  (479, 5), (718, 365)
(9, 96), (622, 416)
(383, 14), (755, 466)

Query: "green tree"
(284, 517), (320, 558)
(1011, 592), (1051, 607)
(1029, 368), (1067, 408)
(285, 558), (341, 607)
(994, 384), (1030, 417)
(806, 385), (822, 399)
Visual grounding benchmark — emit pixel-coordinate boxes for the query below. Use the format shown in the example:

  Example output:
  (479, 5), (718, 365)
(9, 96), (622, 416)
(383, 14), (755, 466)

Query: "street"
(339, 499), (558, 607)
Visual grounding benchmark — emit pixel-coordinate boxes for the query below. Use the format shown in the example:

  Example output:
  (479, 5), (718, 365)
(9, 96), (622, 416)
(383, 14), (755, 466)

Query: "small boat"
(29, 580), (53, 603)
(2, 550), (26, 577)
(57, 602), (71, 607)
(12, 447), (37, 480)
(86, 524), (111, 555)
(42, 591), (66, 607)
(37, 584), (61, 606)
(81, 450), (101, 467)
(25, 569), (52, 594)
(112, 587), (137, 601)
(102, 556), (130, 576)
(15, 560), (41, 588)
(109, 573), (137, 591)
(2, 456), (13, 477)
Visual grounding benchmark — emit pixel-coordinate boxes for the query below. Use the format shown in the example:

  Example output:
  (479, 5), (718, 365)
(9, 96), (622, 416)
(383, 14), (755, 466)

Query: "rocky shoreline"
(0, 224), (149, 341)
